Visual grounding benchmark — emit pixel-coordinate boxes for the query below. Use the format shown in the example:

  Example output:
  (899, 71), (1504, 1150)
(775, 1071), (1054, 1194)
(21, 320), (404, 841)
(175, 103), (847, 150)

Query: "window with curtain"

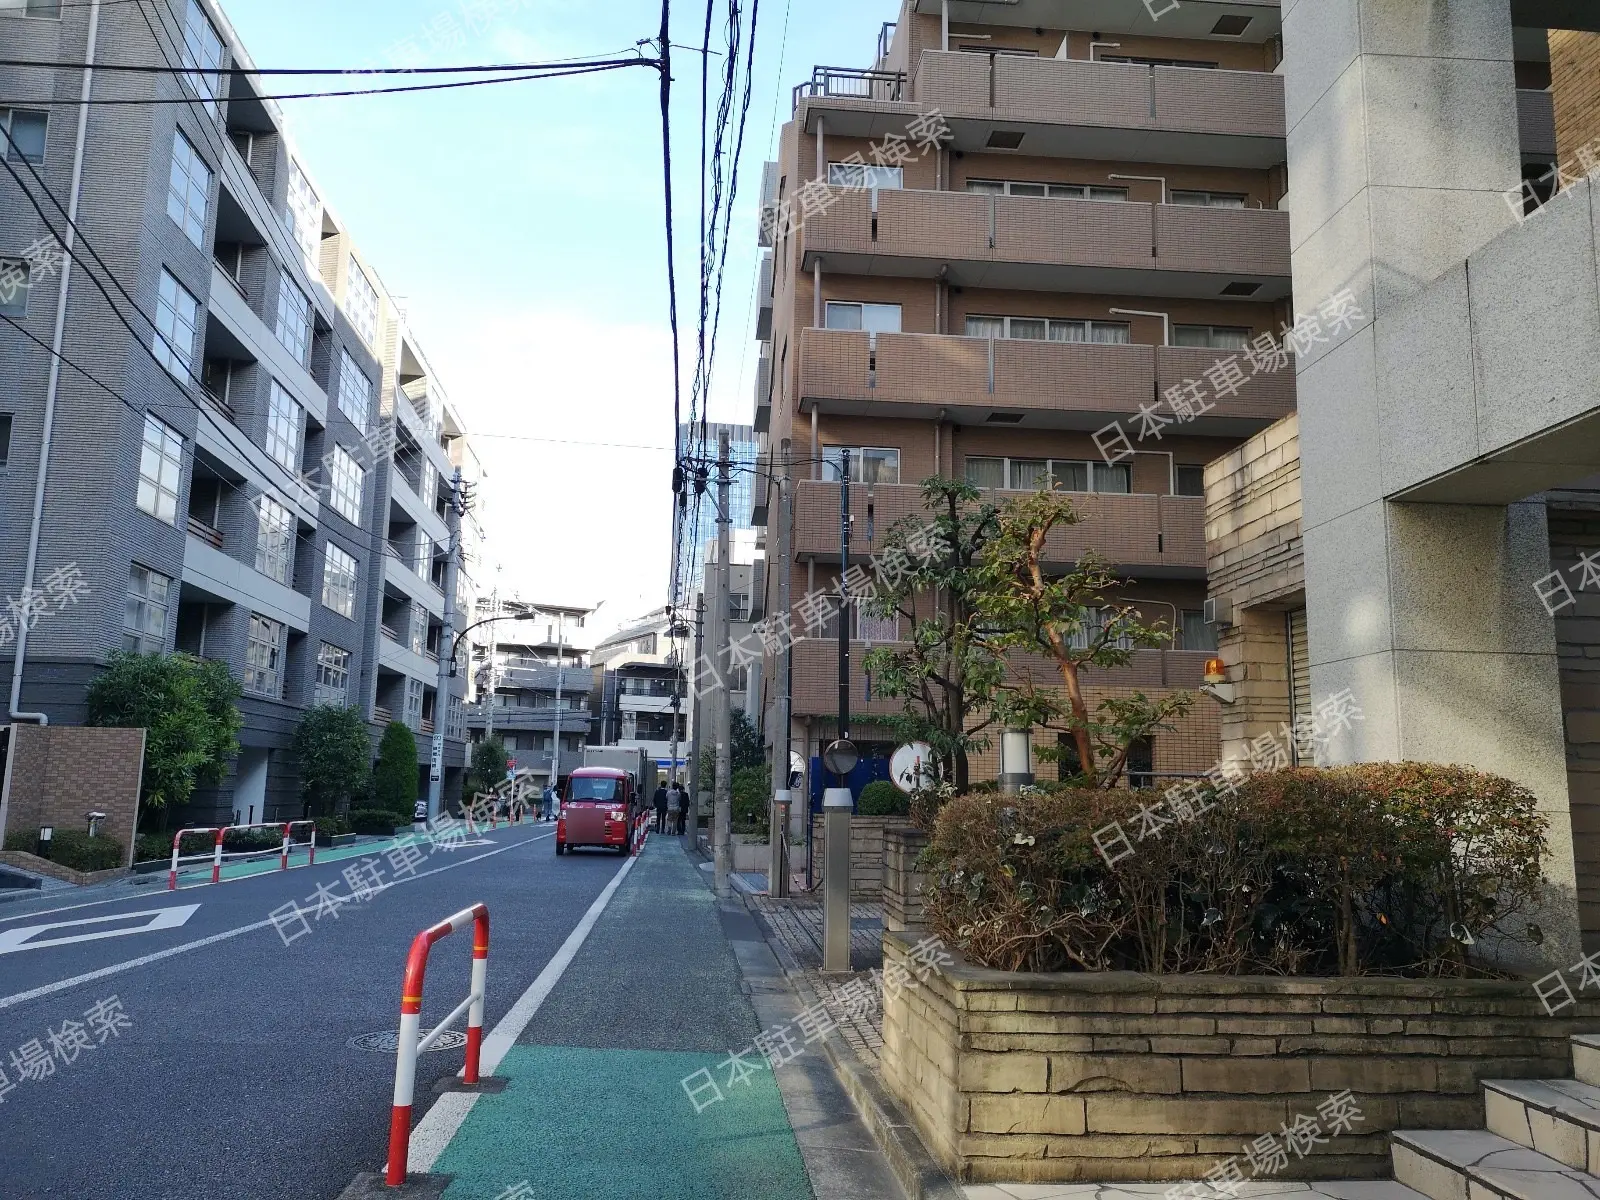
(822, 446), (900, 484)
(824, 301), (902, 333)
(1181, 609), (1218, 652)
(965, 315), (1129, 343)
(966, 179), (1127, 202)
(1170, 189), (1248, 208)
(1173, 324), (1252, 350)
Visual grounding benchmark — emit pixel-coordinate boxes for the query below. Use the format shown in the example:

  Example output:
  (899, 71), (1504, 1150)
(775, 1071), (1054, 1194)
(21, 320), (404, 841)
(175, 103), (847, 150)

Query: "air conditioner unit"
(1203, 596), (1233, 628)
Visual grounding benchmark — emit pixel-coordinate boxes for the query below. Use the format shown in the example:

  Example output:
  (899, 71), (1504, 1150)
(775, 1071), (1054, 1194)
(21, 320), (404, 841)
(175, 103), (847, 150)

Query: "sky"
(220, 0), (893, 641)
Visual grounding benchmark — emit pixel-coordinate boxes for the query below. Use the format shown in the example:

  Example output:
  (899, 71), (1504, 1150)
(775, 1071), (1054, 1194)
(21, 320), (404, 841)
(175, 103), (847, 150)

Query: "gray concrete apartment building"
(0, 0), (484, 826)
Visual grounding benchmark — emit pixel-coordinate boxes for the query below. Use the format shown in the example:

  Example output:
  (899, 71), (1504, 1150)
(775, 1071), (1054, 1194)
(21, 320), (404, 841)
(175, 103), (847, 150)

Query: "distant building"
(675, 422), (759, 601)
(592, 608), (689, 778)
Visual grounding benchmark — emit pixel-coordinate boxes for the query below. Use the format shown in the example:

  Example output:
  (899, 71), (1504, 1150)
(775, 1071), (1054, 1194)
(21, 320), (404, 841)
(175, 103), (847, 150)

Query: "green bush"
(315, 816), (351, 839)
(5, 829), (125, 873)
(922, 764), (1548, 979)
(349, 809), (398, 836)
(858, 780), (910, 817)
(731, 766), (770, 833)
(373, 723), (419, 819)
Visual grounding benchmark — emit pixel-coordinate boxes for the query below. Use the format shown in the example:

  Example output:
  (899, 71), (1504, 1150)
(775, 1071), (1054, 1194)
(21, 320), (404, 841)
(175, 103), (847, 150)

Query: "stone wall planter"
(0, 850), (129, 888)
(883, 825), (930, 932)
(879, 930), (1600, 1184)
(810, 814), (903, 901)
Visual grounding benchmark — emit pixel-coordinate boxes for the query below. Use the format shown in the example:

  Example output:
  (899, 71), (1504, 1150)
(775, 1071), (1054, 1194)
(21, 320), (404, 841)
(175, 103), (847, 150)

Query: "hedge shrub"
(5, 829), (125, 873)
(731, 766), (770, 833)
(349, 809), (398, 836)
(922, 764), (1548, 979)
(858, 780), (910, 817)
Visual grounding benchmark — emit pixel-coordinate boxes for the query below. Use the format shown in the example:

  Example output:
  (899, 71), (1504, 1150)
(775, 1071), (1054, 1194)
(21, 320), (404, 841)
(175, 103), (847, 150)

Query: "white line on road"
(0, 904), (201, 955)
(406, 848), (640, 1174)
(0, 833), (551, 1012)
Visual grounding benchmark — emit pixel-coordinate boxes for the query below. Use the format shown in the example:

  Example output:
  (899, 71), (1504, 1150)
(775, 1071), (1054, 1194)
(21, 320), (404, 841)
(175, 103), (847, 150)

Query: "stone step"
(1574, 1034), (1600, 1088)
(1392, 1128), (1600, 1200)
(1484, 1077), (1600, 1171)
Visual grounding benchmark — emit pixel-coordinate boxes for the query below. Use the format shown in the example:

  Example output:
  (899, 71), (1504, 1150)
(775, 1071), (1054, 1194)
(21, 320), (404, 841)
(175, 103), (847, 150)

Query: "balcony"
(793, 481), (1204, 574)
(373, 705), (393, 724)
(186, 515), (224, 550)
(798, 328), (1293, 435)
(802, 188), (1289, 301)
(789, 638), (1212, 718)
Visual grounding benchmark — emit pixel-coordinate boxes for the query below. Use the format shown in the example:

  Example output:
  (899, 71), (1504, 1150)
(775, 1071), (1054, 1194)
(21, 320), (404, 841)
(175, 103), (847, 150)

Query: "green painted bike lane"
(431, 838), (816, 1200)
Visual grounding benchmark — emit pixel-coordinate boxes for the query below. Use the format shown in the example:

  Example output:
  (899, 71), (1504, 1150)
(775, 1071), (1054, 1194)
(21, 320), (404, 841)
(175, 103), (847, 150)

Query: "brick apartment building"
(754, 0), (1301, 784)
(0, 0), (485, 828)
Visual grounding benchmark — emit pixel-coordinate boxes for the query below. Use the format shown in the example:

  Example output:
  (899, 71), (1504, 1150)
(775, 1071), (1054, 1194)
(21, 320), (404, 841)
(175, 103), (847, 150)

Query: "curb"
(743, 896), (964, 1200)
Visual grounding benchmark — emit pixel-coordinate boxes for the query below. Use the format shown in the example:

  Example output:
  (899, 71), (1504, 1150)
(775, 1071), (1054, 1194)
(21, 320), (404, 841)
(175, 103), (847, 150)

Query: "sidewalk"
(392, 837), (902, 1199)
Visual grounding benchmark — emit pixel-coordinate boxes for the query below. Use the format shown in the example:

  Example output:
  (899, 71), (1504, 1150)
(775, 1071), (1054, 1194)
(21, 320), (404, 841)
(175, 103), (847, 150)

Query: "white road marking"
(406, 849), (640, 1173)
(0, 904), (201, 955)
(0, 833), (552, 1012)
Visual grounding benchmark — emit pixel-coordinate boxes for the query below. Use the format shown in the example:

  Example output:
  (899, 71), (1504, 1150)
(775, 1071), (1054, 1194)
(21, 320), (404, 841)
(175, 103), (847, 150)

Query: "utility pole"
(838, 449), (851, 750)
(483, 581), (499, 739)
(685, 592), (704, 850)
(822, 449), (854, 972)
(768, 440), (793, 897)
(668, 606), (683, 787)
(427, 467), (462, 823)
(714, 429), (733, 899)
(551, 611), (566, 792)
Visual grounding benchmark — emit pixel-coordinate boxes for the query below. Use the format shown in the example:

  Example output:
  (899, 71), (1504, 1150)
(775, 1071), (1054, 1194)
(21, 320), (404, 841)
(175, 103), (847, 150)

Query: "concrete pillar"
(1285, 0), (1579, 958)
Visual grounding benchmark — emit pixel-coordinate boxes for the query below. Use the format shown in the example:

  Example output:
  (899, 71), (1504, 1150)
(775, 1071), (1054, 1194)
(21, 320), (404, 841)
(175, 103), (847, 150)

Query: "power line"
(3, 59), (659, 106)
(0, 53), (651, 75)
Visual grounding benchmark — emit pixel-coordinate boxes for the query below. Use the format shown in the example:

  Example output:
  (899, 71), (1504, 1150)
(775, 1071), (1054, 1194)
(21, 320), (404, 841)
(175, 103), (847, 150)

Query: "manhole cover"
(349, 1029), (468, 1053)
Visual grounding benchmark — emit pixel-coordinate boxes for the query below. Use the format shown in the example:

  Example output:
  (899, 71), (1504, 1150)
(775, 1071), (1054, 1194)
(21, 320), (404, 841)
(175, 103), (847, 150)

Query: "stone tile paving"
(748, 892), (887, 1071)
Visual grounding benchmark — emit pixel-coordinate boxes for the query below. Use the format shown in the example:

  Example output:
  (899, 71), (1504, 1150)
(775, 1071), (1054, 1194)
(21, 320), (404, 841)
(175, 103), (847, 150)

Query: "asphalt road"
(0, 822), (630, 1199)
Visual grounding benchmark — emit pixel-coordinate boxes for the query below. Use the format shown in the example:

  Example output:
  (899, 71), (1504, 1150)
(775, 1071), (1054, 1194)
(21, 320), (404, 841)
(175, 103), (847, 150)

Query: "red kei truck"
(554, 767), (638, 855)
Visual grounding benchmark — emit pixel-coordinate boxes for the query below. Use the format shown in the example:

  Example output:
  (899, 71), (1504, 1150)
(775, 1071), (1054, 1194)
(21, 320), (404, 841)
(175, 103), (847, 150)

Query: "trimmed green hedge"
(924, 764), (1548, 979)
(5, 829), (125, 873)
(349, 809), (398, 836)
(858, 779), (910, 816)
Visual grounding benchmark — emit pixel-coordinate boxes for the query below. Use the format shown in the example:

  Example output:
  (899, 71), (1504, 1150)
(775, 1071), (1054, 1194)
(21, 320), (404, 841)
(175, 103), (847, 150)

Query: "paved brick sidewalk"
(748, 893), (887, 1070)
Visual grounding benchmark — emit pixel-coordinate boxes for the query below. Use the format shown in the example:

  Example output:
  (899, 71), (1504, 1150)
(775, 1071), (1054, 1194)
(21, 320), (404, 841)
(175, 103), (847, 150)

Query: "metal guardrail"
(792, 66), (906, 109)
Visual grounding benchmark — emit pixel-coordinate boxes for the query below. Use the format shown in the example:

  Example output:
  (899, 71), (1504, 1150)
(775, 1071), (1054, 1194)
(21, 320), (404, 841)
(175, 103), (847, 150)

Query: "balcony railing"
(186, 516), (224, 549)
(381, 623), (402, 643)
(373, 705), (393, 724)
(793, 66), (906, 108)
(799, 328), (1294, 424)
(793, 480), (1205, 568)
(420, 718), (435, 736)
(911, 51), (1285, 144)
(801, 187), (1290, 284)
(789, 639), (1212, 718)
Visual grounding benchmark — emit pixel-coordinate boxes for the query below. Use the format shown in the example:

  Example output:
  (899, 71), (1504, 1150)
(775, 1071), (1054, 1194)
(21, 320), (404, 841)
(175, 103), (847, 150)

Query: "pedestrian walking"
(653, 781), (670, 834)
(542, 783), (557, 822)
(674, 781), (689, 836)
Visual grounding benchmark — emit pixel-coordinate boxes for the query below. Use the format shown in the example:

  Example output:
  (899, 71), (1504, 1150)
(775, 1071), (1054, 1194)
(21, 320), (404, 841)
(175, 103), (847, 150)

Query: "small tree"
(292, 705), (371, 818)
(973, 489), (1194, 788)
(373, 721), (419, 819)
(862, 478), (1008, 793)
(731, 709), (764, 772)
(87, 652), (243, 830)
(465, 734), (509, 801)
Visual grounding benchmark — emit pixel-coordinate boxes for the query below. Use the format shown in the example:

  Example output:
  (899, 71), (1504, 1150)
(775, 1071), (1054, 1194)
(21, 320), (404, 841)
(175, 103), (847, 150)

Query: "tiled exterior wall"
(883, 824), (929, 932)
(2, 725), (146, 865)
(810, 813), (899, 901)
(879, 933), (1600, 1185)
(1551, 30), (1600, 167)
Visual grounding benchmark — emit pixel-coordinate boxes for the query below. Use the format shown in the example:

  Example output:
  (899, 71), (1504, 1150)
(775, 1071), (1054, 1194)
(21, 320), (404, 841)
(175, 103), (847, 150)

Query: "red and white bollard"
(386, 903), (490, 1188)
(167, 826), (221, 891)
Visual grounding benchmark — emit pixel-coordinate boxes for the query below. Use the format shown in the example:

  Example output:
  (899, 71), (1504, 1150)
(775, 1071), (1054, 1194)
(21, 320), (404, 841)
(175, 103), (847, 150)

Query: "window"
(1173, 324), (1252, 350)
(824, 301), (901, 333)
(315, 643), (350, 707)
(1100, 54), (1218, 68)
(1175, 465), (1206, 497)
(245, 613), (284, 698)
(956, 44), (1037, 56)
(254, 496), (293, 584)
(180, 0), (226, 110)
(822, 446), (899, 484)
(1126, 737), (1154, 789)
(124, 564), (171, 653)
(405, 677), (424, 730)
(828, 161), (904, 190)
(965, 457), (1130, 494)
(447, 694), (465, 741)
(0, 412), (10, 466)
(137, 414), (184, 523)
(154, 270), (200, 376)
(264, 382), (303, 474)
(1181, 610), (1218, 653)
(966, 179), (1126, 202)
(1170, 190), (1248, 208)
(1056, 733), (1082, 782)
(274, 278), (312, 366)
(0, 259), (27, 317)
(1, 109), (47, 163)
(165, 131), (210, 248)
(11, 2), (65, 16)
(327, 445), (364, 522)
(965, 315), (1130, 343)
(345, 258), (378, 346)
(337, 350), (373, 431)
(321, 542), (358, 618)
(287, 162), (321, 268)
(729, 593), (751, 622)
(1067, 607), (1133, 651)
